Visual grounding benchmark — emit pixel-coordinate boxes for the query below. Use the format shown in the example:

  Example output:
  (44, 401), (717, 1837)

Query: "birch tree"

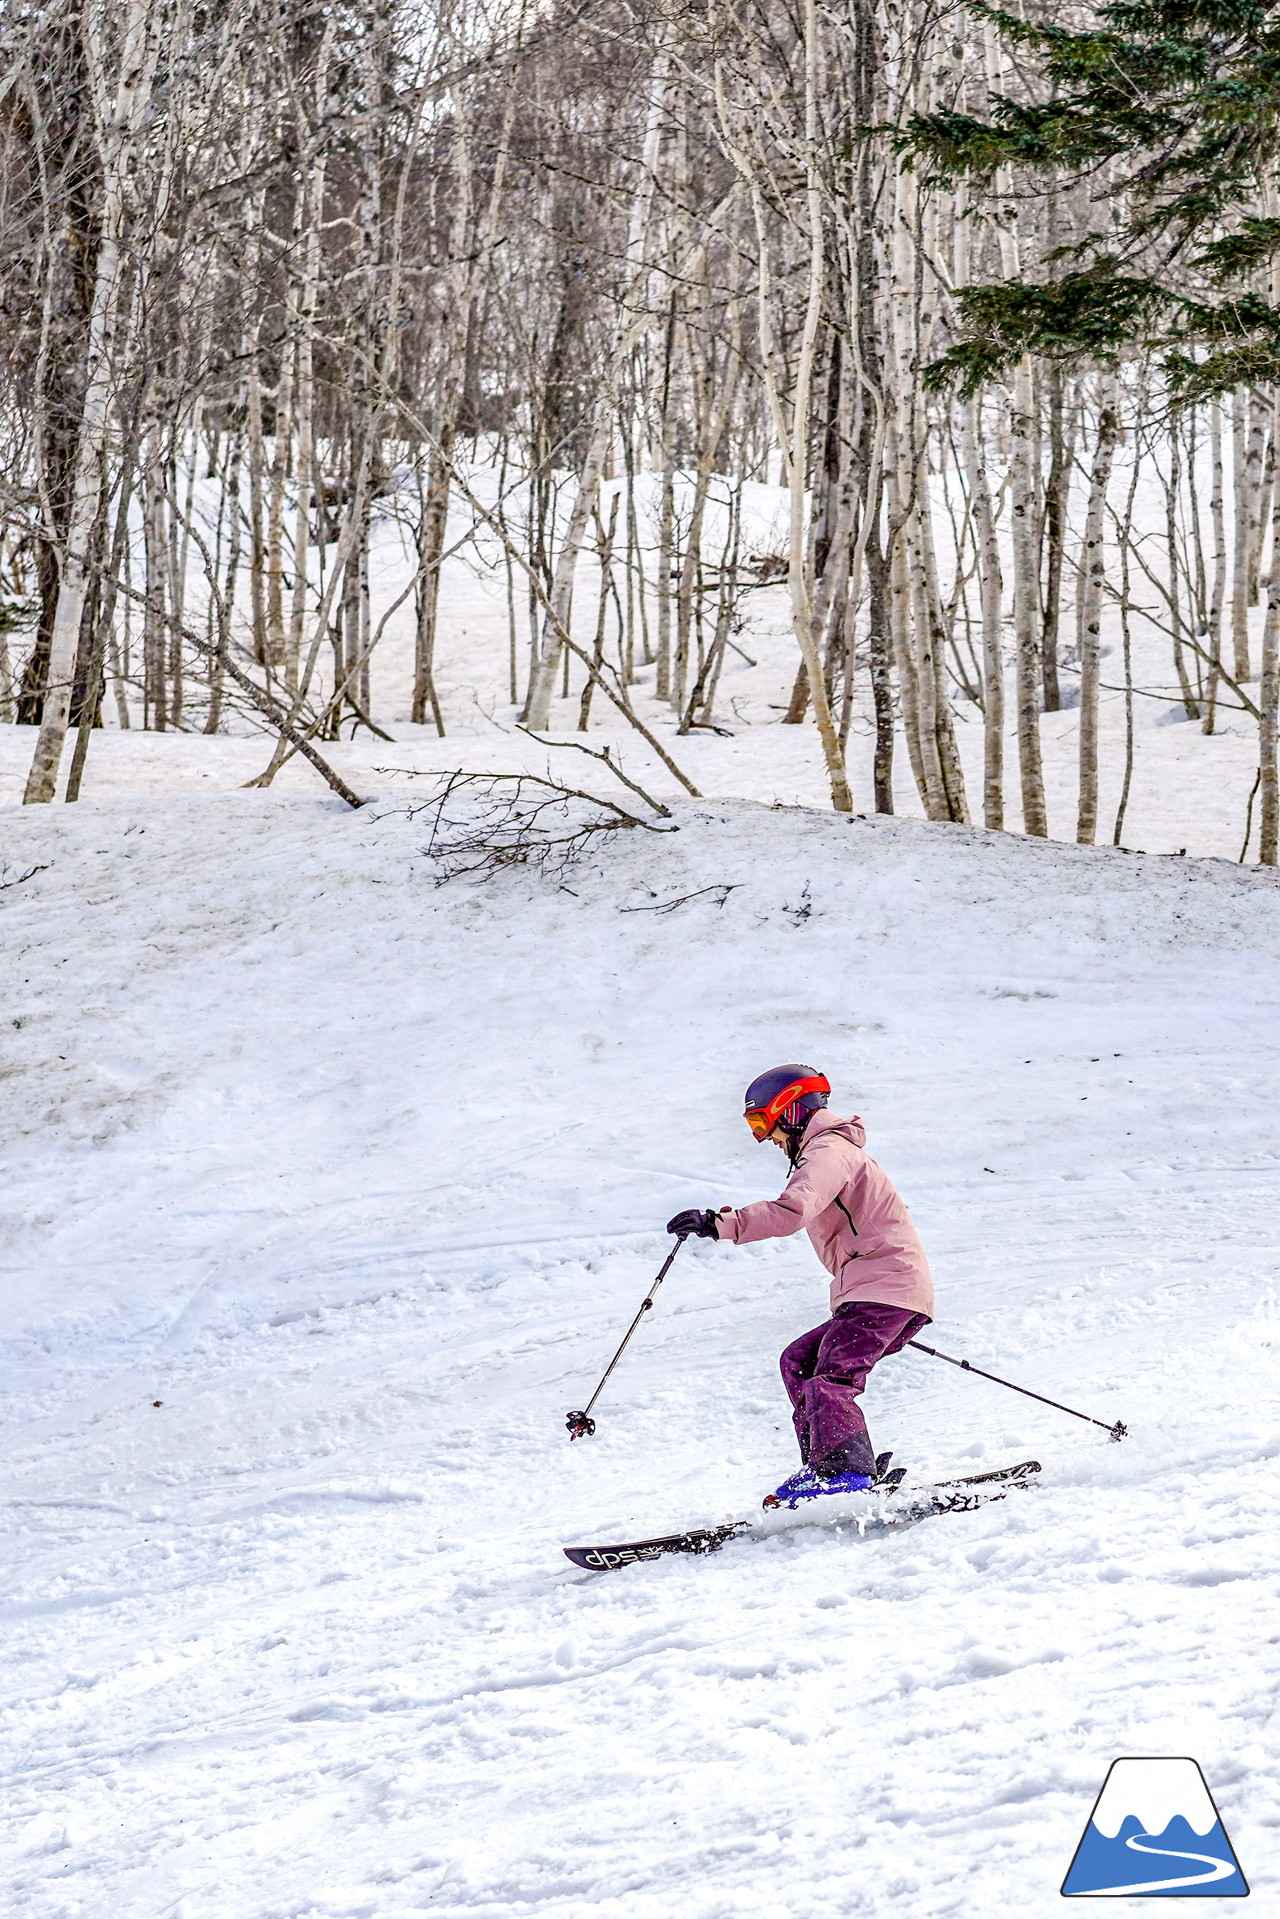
(24, 0), (159, 803)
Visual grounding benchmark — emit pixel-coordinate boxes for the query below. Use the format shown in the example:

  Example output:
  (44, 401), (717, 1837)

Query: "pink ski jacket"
(715, 1111), (934, 1318)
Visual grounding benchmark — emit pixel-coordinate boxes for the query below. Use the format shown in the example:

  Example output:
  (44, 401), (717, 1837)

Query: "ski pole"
(566, 1235), (688, 1440)
(907, 1338), (1128, 1441)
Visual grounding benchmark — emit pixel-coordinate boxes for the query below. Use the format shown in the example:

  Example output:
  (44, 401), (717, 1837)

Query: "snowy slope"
(1, 792), (1278, 1917)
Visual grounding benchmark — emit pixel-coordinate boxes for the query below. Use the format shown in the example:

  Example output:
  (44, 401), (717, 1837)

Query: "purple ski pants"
(780, 1301), (930, 1478)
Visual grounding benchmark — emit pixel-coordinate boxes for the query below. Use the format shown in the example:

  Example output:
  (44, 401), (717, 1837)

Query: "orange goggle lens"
(744, 1073), (831, 1140)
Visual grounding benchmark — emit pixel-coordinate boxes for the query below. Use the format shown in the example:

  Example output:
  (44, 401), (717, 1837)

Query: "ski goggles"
(744, 1073), (830, 1139)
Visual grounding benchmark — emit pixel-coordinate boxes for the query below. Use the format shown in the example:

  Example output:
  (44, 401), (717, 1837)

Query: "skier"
(667, 1064), (934, 1506)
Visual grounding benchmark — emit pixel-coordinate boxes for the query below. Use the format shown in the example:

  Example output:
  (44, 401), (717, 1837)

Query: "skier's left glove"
(667, 1208), (719, 1240)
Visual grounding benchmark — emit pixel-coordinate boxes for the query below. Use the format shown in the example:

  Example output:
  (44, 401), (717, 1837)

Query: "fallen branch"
(376, 767), (674, 884)
(109, 570), (367, 809)
(620, 884), (737, 914)
(515, 729), (673, 817)
(0, 862), (50, 891)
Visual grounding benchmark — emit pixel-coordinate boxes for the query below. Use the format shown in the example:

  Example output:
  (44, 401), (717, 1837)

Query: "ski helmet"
(743, 1064), (830, 1146)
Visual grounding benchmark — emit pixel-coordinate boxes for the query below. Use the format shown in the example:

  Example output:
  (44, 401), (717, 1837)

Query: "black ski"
(562, 1459), (1041, 1573)
(563, 1522), (752, 1573)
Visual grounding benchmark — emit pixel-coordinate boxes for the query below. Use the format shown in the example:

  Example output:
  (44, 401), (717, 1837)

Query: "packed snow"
(1, 784), (1278, 1916)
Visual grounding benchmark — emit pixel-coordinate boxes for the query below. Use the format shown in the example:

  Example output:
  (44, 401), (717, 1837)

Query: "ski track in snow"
(0, 794), (1277, 1916)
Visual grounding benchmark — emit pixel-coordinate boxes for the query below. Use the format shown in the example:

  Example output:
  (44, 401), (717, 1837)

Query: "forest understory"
(1, 452), (1271, 865)
(8, 0), (1280, 862)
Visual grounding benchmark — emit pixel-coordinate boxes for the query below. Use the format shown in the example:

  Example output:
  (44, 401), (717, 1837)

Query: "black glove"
(667, 1208), (719, 1240)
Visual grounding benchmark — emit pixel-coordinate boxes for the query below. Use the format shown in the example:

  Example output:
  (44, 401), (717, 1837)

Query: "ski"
(562, 1459), (1040, 1572)
(918, 1457), (1040, 1507)
(562, 1521), (752, 1573)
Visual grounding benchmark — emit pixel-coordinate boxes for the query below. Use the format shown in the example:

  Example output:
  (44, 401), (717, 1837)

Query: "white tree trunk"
(1076, 374), (1121, 844)
(1231, 388), (1251, 681)
(24, 0), (157, 803)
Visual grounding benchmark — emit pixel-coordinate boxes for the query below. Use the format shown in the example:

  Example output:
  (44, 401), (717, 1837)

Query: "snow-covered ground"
(2, 783), (1278, 1916)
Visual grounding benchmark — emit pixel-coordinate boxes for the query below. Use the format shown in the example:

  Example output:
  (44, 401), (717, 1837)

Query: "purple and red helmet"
(743, 1063), (830, 1142)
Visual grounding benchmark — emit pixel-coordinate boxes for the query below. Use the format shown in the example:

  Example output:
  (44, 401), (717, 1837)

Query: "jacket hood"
(803, 1110), (866, 1149)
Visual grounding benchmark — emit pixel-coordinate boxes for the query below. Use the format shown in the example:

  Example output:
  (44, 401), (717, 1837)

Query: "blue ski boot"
(763, 1466), (874, 1511)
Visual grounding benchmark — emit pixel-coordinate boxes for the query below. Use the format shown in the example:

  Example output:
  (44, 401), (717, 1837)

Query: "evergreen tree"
(906, 1), (1280, 396)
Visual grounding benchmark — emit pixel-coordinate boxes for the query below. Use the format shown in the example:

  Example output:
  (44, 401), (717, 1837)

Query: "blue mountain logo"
(1062, 1758), (1248, 1896)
